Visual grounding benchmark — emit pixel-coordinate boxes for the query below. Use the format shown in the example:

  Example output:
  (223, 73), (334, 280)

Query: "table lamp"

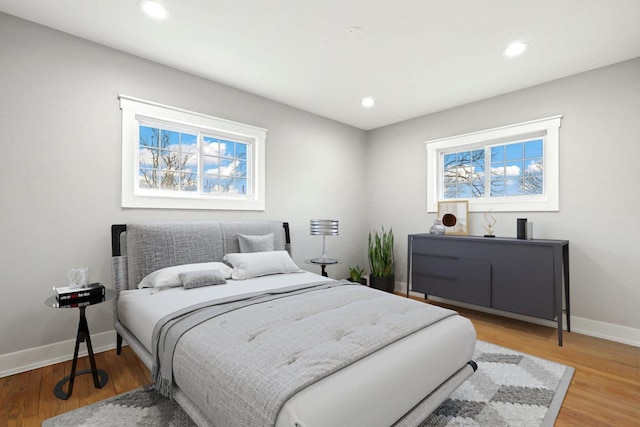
(310, 219), (339, 263)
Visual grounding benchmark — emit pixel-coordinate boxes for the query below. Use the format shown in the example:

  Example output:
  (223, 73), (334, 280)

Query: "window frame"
(119, 95), (267, 211)
(426, 115), (562, 213)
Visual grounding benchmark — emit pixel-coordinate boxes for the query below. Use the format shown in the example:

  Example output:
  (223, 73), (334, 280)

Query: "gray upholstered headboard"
(111, 220), (290, 291)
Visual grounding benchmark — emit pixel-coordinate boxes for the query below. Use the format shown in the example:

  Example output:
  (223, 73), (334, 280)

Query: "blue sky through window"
(139, 125), (249, 195)
(444, 138), (543, 200)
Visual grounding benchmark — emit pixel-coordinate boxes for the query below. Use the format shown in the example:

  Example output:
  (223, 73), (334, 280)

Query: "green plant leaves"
(349, 265), (366, 281)
(368, 226), (394, 278)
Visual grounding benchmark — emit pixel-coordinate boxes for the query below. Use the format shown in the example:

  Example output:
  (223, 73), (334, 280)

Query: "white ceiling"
(2, 0), (640, 130)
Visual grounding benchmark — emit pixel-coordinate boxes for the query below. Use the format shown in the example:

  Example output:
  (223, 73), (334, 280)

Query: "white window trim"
(426, 115), (562, 213)
(119, 95), (267, 211)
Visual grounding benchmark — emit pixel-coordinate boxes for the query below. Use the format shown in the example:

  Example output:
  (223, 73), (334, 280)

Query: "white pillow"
(223, 251), (302, 280)
(138, 262), (233, 290)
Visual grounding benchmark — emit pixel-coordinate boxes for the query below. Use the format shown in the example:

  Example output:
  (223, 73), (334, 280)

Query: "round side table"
(305, 259), (340, 277)
(45, 287), (115, 400)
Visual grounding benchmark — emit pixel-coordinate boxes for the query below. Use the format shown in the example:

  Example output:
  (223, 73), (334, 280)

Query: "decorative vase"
(429, 219), (446, 235)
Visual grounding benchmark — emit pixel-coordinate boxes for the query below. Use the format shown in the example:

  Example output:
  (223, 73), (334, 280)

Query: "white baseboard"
(0, 330), (119, 378)
(569, 317), (640, 348)
(396, 282), (640, 348)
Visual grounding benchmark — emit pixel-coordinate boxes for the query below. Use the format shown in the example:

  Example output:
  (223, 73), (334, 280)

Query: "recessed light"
(503, 41), (529, 57)
(361, 97), (375, 108)
(139, 0), (169, 20)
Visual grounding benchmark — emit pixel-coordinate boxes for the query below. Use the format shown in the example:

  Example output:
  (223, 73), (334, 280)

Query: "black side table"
(45, 288), (115, 400)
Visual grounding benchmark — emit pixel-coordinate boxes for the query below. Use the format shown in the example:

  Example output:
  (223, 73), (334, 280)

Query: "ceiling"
(2, 0), (640, 130)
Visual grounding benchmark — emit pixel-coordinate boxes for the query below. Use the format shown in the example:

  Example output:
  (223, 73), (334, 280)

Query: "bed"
(111, 220), (477, 427)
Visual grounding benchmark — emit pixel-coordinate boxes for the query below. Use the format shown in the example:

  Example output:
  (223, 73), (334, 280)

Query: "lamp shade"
(310, 219), (339, 236)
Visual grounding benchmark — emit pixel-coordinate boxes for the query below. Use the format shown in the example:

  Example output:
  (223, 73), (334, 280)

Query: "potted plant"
(368, 226), (395, 292)
(348, 265), (367, 285)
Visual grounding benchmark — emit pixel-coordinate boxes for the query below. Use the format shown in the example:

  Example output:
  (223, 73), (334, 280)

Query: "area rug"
(43, 340), (574, 427)
(420, 340), (574, 427)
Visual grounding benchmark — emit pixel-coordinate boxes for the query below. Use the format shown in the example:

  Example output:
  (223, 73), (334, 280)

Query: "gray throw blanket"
(152, 280), (456, 427)
(152, 280), (342, 396)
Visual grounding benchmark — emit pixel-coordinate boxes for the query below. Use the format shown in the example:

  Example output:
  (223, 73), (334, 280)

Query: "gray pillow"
(178, 270), (227, 289)
(238, 233), (275, 253)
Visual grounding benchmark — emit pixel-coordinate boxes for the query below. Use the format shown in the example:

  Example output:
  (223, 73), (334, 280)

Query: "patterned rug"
(420, 341), (574, 426)
(42, 341), (573, 427)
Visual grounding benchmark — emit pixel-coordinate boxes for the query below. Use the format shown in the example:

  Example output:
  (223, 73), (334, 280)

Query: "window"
(443, 138), (543, 199)
(120, 95), (266, 210)
(426, 116), (562, 212)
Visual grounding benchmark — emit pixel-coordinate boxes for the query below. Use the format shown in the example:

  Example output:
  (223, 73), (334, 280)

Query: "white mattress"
(117, 272), (476, 427)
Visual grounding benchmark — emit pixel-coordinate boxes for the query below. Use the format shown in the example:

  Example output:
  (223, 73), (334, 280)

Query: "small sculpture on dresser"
(483, 209), (496, 237)
(429, 219), (446, 235)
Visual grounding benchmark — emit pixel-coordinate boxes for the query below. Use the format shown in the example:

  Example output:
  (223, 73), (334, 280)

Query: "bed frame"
(110, 220), (476, 427)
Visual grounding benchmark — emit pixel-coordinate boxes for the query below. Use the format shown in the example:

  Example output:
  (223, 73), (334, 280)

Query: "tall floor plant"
(368, 226), (395, 292)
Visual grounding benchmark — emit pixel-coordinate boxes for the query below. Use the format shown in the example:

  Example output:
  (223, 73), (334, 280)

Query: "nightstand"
(45, 288), (115, 400)
(305, 259), (340, 277)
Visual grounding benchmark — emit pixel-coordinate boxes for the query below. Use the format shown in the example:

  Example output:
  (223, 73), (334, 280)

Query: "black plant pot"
(369, 275), (395, 293)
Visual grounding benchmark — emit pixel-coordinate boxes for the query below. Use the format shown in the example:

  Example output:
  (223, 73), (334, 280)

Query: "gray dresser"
(407, 234), (570, 345)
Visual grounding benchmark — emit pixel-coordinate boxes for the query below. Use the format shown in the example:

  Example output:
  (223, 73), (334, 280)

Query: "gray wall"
(1, 11), (639, 365)
(0, 13), (369, 356)
(366, 57), (640, 333)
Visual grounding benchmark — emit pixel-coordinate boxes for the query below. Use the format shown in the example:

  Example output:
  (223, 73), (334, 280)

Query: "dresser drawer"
(411, 253), (491, 284)
(412, 273), (491, 306)
(411, 237), (491, 260)
(411, 253), (491, 306)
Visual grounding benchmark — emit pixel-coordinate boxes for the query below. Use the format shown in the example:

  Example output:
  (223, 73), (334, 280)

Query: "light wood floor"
(2, 300), (639, 427)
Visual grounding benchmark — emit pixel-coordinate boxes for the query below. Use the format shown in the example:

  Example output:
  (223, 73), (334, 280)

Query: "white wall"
(366, 57), (640, 343)
(0, 13), (369, 367)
